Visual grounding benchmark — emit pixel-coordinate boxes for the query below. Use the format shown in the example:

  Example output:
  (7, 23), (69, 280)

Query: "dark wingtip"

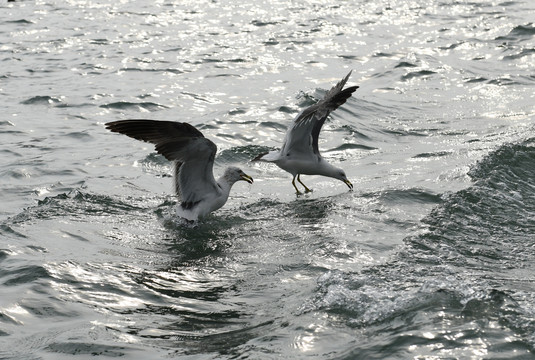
(322, 71), (359, 109)
(338, 70), (354, 89)
(104, 120), (147, 134)
(343, 85), (359, 96)
(104, 120), (118, 131)
(104, 119), (205, 138)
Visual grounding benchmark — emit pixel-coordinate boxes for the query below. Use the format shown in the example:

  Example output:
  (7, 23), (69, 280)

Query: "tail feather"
(252, 151), (269, 162)
(252, 150), (279, 162)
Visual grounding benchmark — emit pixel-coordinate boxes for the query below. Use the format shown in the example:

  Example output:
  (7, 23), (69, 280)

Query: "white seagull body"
(105, 120), (253, 221)
(254, 71), (358, 194)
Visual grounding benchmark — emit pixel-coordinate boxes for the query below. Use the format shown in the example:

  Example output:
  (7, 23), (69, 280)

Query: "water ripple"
(100, 101), (168, 111)
(2, 0), (535, 358)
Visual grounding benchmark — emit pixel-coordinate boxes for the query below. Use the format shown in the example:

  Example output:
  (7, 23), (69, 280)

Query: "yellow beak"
(240, 173), (254, 184)
(344, 179), (353, 190)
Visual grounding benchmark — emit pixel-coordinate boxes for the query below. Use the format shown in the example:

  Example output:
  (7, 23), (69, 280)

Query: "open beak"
(344, 179), (353, 190)
(240, 173), (254, 184)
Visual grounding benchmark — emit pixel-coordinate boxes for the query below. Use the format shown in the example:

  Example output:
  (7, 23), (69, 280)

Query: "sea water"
(1, 0), (535, 358)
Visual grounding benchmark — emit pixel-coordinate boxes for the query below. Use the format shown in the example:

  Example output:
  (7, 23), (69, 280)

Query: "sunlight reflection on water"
(1, 0), (535, 358)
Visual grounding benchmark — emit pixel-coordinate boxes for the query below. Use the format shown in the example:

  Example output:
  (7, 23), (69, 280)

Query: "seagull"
(253, 71), (358, 194)
(105, 120), (253, 221)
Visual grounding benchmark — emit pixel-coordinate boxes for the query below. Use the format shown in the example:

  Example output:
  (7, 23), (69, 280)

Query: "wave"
(4, 19), (34, 25)
(216, 145), (270, 164)
(20, 96), (62, 106)
(371, 188), (442, 205)
(303, 138), (535, 354)
(121, 67), (184, 75)
(410, 138), (535, 270)
(1, 190), (146, 225)
(412, 150), (453, 158)
(495, 23), (535, 42)
(99, 101), (168, 111)
(394, 61), (418, 68)
(503, 47), (535, 61)
(327, 143), (378, 152)
(0, 264), (51, 287)
(401, 70), (437, 81)
(44, 343), (130, 357)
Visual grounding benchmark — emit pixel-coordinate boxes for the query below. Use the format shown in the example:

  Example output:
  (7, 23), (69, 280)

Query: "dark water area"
(1, 0), (535, 359)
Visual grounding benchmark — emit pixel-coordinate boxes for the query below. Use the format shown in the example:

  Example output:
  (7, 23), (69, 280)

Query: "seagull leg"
(297, 174), (312, 193)
(292, 175), (302, 195)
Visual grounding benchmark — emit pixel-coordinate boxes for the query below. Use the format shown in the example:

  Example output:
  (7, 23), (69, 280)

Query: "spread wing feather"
(105, 120), (219, 204)
(281, 71), (359, 157)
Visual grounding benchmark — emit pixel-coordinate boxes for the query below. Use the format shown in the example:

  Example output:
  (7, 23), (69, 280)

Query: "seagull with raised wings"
(253, 71), (358, 194)
(105, 120), (253, 221)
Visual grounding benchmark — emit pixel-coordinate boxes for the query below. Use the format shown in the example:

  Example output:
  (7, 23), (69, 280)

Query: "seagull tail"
(252, 150), (279, 163)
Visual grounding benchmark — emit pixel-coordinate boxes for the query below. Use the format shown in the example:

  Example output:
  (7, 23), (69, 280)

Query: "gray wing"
(105, 120), (219, 205)
(280, 71), (359, 157)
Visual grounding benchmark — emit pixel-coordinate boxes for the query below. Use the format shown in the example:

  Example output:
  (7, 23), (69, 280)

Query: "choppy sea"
(1, 0), (535, 358)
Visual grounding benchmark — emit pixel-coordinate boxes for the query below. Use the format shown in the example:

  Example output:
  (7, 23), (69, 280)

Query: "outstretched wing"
(105, 120), (219, 205)
(280, 71), (359, 157)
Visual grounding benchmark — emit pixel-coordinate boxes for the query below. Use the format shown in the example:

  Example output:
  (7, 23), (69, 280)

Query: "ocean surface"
(1, 0), (535, 358)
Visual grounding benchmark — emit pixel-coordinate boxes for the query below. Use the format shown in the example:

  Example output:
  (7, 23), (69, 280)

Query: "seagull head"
(224, 166), (254, 185)
(335, 169), (353, 190)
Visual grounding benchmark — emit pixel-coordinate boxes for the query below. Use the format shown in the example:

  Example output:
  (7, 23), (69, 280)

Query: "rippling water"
(1, 0), (535, 358)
